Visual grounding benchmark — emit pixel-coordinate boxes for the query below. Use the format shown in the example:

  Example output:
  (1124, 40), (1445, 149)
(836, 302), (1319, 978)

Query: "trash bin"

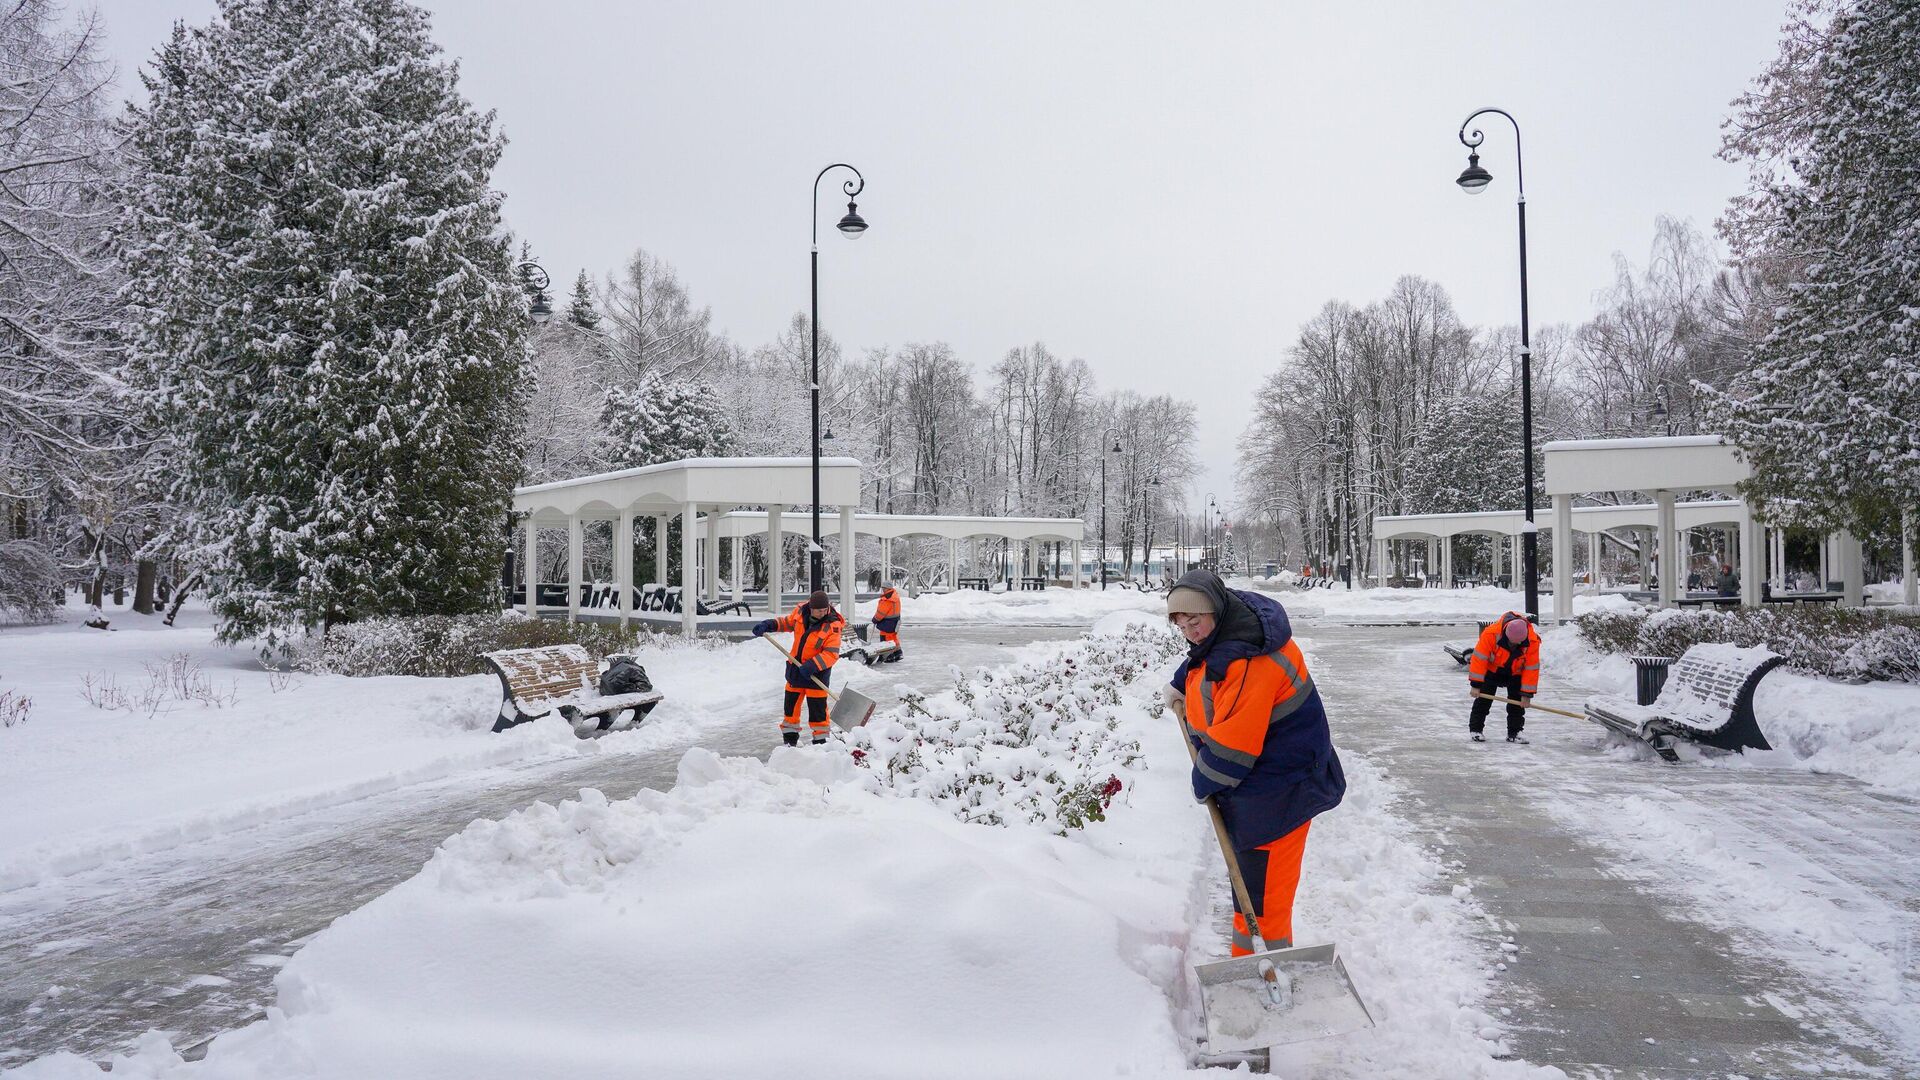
(1630, 656), (1675, 706)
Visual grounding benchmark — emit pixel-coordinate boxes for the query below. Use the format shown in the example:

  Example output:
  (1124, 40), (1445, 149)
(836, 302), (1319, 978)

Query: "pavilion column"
(1740, 513), (1764, 608)
(1071, 540), (1083, 588)
(1655, 491), (1678, 608)
(948, 538), (958, 588)
(1376, 538), (1387, 586)
(1819, 534), (1832, 590)
(679, 502), (698, 637)
(1424, 537), (1437, 580)
(1835, 529), (1864, 607)
(767, 504), (784, 608)
(1772, 528), (1786, 587)
(1490, 533), (1503, 581)
(703, 510), (720, 602)
(616, 510), (635, 628)
(522, 515), (539, 618)
(1637, 526), (1651, 590)
(566, 514), (583, 624)
(1441, 535), (1453, 588)
(839, 507), (857, 616)
(1900, 510), (1918, 606)
(1587, 530), (1601, 591)
(731, 535), (745, 604)
(652, 515), (668, 588)
(1552, 495), (1574, 623)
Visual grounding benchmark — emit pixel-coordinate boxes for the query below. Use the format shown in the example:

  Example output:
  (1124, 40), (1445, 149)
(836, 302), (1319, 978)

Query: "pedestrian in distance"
(1716, 564), (1740, 598)
(1163, 569), (1346, 959)
(751, 589), (844, 746)
(1468, 611), (1540, 743)
(872, 582), (904, 662)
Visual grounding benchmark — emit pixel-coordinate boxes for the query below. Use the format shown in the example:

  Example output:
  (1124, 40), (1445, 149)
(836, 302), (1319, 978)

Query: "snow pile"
(876, 585), (1164, 625)
(1277, 585), (1635, 625)
(0, 606), (780, 891)
(1545, 626), (1920, 796)
(9, 625), (1554, 1079)
(849, 621), (1180, 831)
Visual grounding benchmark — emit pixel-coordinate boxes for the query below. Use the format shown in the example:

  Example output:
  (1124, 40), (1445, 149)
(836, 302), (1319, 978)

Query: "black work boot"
(1470, 732), (1486, 742)
(811, 737), (828, 746)
(1507, 733), (1529, 744)
(782, 731), (800, 747)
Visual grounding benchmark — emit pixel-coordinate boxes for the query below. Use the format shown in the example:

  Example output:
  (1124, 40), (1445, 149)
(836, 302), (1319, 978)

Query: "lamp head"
(836, 200), (868, 239)
(529, 292), (554, 324)
(1456, 150), (1493, 195)
(1110, 439), (1122, 453)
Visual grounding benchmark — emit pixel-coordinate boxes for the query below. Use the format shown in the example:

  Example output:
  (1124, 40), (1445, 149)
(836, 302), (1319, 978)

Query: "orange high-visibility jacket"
(774, 601), (844, 688)
(1468, 611), (1540, 695)
(875, 589), (901, 622)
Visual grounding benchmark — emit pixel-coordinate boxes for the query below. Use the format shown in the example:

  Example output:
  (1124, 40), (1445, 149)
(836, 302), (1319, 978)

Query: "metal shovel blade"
(1196, 943), (1374, 1051)
(829, 685), (876, 729)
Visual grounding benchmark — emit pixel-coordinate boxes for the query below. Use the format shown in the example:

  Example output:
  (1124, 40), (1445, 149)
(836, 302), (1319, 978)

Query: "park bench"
(662, 587), (752, 616)
(481, 644), (663, 737)
(1676, 594), (1741, 609)
(1019, 575), (1047, 591)
(1442, 620), (1494, 665)
(958, 576), (990, 591)
(1581, 644), (1784, 761)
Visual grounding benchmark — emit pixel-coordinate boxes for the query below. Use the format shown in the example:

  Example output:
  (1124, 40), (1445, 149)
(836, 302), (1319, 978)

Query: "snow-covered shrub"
(848, 623), (1182, 833)
(0, 688), (28, 728)
(0, 539), (61, 624)
(1572, 607), (1920, 683)
(291, 613), (705, 678)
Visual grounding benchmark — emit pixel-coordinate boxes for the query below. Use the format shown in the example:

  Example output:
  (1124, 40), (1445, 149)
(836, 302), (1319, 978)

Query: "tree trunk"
(163, 572), (203, 627)
(133, 561), (157, 614)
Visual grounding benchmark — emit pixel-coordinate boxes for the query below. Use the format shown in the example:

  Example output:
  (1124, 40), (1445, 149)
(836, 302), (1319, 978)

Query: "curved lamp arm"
(1458, 107), (1523, 196)
(812, 163), (866, 247)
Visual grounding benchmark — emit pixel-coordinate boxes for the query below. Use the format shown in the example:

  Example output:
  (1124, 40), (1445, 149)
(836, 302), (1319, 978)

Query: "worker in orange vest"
(752, 589), (844, 745)
(1164, 570), (1345, 958)
(1467, 611), (1540, 744)
(872, 583), (903, 662)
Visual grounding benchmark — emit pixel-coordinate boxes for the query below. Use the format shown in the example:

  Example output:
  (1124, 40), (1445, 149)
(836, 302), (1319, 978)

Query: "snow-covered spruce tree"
(119, 0), (531, 648)
(600, 375), (738, 468)
(1709, 0), (1918, 547)
(567, 270), (600, 330)
(1402, 392), (1529, 514)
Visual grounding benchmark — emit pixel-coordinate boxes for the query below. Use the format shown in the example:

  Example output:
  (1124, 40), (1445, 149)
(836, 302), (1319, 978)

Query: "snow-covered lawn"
(8, 614), (1551, 1079)
(0, 605), (783, 892)
(1263, 583), (1636, 624)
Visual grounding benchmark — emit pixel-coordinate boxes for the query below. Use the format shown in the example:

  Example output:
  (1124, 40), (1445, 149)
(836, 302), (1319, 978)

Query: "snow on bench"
(1582, 643), (1784, 761)
(481, 644), (662, 737)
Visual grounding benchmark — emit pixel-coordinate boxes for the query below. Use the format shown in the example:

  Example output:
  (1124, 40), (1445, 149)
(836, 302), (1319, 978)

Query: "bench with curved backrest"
(481, 644), (663, 737)
(1442, 621), (1494, 666)
(1581, 643), (1784, 761)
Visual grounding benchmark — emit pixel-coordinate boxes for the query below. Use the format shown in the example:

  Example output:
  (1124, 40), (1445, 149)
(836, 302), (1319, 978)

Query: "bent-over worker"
(1468, 611), (1540, 744)
(1165, 569), (1345, 957)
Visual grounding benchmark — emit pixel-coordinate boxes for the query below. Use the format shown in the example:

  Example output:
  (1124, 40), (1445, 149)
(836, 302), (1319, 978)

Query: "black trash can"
(1630, 656), (1675, 706)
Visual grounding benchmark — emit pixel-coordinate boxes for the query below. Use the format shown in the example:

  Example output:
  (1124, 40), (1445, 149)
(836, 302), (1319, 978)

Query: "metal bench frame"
(1582, 646), (1784, 761)
(482, 644), (663, 736)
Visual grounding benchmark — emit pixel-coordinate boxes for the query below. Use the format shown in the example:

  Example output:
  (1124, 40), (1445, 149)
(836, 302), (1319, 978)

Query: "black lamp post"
(1142, 476), (1162, 587)
(1098, 428), (1121, 590)
(809, 164), (868, 592)
(1203, 493), (1216, 569)
(1456, 107), (1538, 623)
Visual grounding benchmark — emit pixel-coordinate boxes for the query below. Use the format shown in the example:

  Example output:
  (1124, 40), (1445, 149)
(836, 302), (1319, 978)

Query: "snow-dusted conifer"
(1711, 0), (1919, 545)
(601, 375), (738, 468)
(1402, 394), (1529, 515)
(119, 0), (531, 647)
(568, 271), (601, 330)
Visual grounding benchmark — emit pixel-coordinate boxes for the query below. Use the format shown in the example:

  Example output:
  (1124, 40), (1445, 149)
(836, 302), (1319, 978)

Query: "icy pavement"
(1300, 622), (1920, 1079)
(0, 624), (1081, 1067)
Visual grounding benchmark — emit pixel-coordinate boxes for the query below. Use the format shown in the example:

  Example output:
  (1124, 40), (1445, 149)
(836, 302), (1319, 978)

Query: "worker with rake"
(752, 589), (845, 746)
(1164, 570), (1345, 958)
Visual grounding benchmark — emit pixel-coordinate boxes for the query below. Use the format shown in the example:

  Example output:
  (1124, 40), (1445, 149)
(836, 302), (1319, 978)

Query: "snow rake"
(1174, 713), (1374, 1053)
(1471, 691), (1586, 720)
(760, 636), (876, 729)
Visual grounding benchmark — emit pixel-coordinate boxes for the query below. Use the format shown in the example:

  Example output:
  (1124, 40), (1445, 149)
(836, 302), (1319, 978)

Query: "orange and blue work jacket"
(1172, 582), (1344, 850)
(774, 602), (844, 691)
(1469, 611), (1540, 695)
(873, 588), (901, 634)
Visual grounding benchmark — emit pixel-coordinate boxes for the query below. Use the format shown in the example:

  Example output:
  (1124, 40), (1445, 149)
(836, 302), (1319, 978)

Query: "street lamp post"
(515, 260), (553, 323)
(1203, 494), (1216, 570)
(810, 164), (869, 592)
(1098, 428), (1121, 590)
(1456, 107), (1538, 623)
(1143, 476), (1162, 587)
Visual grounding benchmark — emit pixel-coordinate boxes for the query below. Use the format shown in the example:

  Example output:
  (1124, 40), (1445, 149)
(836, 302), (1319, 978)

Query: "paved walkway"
(1308, 623), (1916, 1079)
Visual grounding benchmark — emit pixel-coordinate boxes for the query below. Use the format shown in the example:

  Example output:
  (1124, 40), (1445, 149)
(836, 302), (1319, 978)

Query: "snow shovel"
(1471, 691), (1584, 720)
(1175, 712), (1375, 1052)
(761, 636), (876, 729)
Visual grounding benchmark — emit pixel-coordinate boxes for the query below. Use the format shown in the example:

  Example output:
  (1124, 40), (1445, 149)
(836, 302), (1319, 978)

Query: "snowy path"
(0, 625), (1080, 1067)
(1303, 623), (1919, 1079)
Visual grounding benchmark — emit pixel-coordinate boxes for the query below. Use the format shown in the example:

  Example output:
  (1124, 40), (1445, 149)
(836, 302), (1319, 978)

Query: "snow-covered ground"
(0, 604), (784, 892)
(1258, 583), (1636, 624)
(864, 584), (1166, 625)
(6, 613), (1549, 1079)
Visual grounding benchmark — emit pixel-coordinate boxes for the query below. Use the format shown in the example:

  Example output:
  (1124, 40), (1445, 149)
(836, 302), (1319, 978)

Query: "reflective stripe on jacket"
(1468, 611), (1540, 695)
(873, 588), (901, 633)
(774, 602), (844, 688)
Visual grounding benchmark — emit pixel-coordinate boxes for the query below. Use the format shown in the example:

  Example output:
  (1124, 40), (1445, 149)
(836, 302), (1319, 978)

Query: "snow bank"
(864, 585), (1164, 625)
(0, 606), (784, 891)
(1545, 626), (1920, 796)
(1274, 585), (1635, 625)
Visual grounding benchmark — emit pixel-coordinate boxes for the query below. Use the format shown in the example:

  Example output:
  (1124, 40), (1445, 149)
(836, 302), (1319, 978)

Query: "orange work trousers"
(1230, 820), (1311, 955)
(782, 687), (830, 741)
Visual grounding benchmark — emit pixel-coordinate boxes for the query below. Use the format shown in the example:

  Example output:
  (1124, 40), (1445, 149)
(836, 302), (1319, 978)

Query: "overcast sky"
(92, 0), (1789, 518)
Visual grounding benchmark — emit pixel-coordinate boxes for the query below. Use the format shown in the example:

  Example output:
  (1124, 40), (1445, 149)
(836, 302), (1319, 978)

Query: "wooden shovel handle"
(1472, 691), (1584, 720)
(1173, 708), (1271, 954)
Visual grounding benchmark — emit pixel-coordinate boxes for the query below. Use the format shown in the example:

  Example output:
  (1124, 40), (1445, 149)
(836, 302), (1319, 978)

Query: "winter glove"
(1191, 760), (1229, 803)
(1161, 683), (1186, 719)
(752, 619), (776, 637)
